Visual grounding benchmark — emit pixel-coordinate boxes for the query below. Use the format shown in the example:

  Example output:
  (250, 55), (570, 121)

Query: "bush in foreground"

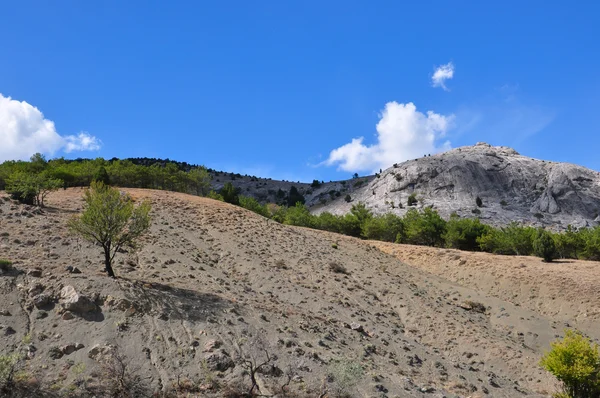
(540, 330), (600, 398)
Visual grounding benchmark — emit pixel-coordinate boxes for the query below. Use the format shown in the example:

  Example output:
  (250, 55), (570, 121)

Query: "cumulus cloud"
(64, 132), (102, 152)
(325, 102), (453, 173)
(432, 62), (454, 91)
(0, 93), (101, 162)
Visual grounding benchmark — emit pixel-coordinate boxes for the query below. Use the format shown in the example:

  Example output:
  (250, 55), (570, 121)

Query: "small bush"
(407, 193), (417, 207)
(344, 194), (351, 203)
(476, 196), (483, 207)
(329, 262), (348, 274)
(534, 229), (557, 262)
(331, 243), (338, 249)
(472, 208), (481, 215)
(500, 200), (508, 206)
(463, 300), (486, 314)
(0, 259), (12, 272)
(540, 330), (600, 398)
(327, 359), (363, 397)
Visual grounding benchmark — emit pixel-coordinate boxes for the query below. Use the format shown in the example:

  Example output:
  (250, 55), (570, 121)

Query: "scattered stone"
(36, 311), (48, 319)
(0, 310), (10, 316)
(27, 268), (42, 277)
(1, 325), (16, 335)
(49, 347), (63, 359)
(203, 350), (234, 371)
(88, 344), (116, 361)
(62, 312), (74, 320)
(349, 322), (364, 333)
(61, 344), (77, 355)
(60, 286), (98, 314)
(33, 294), (52, 308)
(28, 284), (44, 297)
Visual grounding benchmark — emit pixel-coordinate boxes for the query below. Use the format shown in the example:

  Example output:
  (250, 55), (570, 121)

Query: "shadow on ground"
(121, 279), (235, 322)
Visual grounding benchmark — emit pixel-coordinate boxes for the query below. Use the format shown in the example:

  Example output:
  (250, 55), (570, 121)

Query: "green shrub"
(476, 196), (483, 207)
(540, 330), (600, 398)
(207, 190), (224, 201)
(220, 182), (240, 205)
(444, 215), (490, 251)
(0, 259), (12, 272)
(93, 166), (110, 185)
(533, 228), (557, 262)
(239, 196), (269, 218)
(283, 203), (314, 228)
(328, 359), (363, 397)
(407, 193), (418, 206)
(404, 208), (447, 247)
(344, 194), (351, 203)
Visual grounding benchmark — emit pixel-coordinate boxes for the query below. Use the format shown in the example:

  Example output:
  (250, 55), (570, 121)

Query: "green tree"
(93, 166), (111, 185)
(533, 228), (557, 262)
(68, 182), (151, 278)
(404, 208), (447, 247)
(283, 203), (314, 228)
(443, 214), (490, 251)
(6, 171), (62, 206)
(187, 167), (211, 196)
(287, 186), (305, 207)
(350, 202), (372, 230)
(362, 213), (404, 242)
(554, 225), (584, 259)
(579, 227), (600, 261)
(239, 195), (269, 218)
(220, 182), (240, 205)
(540, 330), (600, 398)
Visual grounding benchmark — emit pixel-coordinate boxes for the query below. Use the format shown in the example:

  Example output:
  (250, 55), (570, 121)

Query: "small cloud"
(324, 102), (453, 173)
(0, 93), (101, 162)
(64, 132), (102, 152)
(432, 62), (455, 91)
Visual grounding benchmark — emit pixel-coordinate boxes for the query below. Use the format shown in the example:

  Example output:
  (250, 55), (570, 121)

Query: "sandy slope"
(2, 188), (596, 397)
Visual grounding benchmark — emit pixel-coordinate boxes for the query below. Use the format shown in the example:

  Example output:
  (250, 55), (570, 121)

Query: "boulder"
(60, 286), (98, 314)
(203, 350), (234, 371)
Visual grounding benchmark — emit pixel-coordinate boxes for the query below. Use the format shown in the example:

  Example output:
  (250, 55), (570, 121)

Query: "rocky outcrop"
(313, 143), (600, 229)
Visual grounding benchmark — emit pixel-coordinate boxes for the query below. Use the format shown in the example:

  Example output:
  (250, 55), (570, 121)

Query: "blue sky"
(1, 1), (599, 182)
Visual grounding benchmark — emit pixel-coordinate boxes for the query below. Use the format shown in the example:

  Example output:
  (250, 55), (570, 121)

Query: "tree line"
(227, 193), (600, 262)
(0, 154), (211, 205)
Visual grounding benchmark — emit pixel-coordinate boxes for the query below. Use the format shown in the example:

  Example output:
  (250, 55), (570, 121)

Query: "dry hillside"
(1, 188), (598, 397)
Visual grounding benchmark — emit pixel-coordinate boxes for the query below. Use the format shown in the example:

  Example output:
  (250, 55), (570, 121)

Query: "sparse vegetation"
(68, 181), (151, 278)
(476, 196), (483, 207)
(0, 259), (12, 272)
(327, 359), (363, 397)
(329, 261), (348, 274)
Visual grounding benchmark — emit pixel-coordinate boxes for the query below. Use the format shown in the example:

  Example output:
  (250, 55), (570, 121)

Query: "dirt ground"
(1, 188), (597, 397)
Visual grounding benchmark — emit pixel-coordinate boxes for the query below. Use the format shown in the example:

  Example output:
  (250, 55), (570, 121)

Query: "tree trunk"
(104, 247), (115, 278)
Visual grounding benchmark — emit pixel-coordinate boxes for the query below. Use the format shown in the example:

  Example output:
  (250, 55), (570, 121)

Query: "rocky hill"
(307, 143), (600, 230)
(2, 188), (600, 397)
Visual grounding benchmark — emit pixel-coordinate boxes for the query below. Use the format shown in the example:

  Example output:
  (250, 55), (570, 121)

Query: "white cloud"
(64, 132), (102, 152)
(0, 93), (101, 162)
(325, 102), (453, 172)
(432, 62), (455, 91)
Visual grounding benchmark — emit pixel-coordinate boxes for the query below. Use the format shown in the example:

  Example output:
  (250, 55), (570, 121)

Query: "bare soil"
(1, 188), (597, 397)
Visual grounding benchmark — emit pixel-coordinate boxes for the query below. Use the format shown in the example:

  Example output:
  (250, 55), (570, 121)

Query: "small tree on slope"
(68, 181), (151, 278)
(533, 228), (557, 262)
